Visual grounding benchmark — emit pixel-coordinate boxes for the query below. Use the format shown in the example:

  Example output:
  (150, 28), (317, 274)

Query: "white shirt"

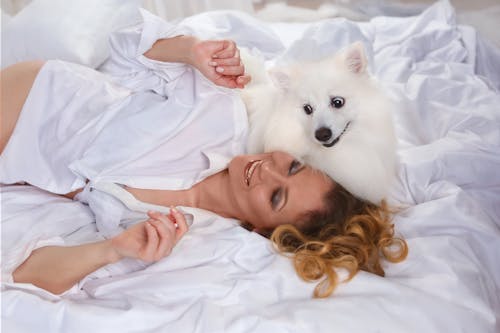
(0, 9), (248, 194)
(0, 9), (249, 240)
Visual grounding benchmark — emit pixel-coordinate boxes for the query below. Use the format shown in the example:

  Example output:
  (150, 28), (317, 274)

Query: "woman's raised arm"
(144, 35), (250, 89)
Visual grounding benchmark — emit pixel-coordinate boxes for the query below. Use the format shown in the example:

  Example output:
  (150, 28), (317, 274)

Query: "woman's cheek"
(251, 189), (270, 216)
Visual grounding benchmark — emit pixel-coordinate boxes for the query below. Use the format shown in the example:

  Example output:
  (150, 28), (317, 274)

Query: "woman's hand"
(144, 35), (251, 89)
(110, 208), (189, 262)
(188, 38), (251, 89)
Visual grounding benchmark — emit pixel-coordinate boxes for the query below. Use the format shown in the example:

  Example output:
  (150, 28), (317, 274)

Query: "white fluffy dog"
(240, 42), (396, 204)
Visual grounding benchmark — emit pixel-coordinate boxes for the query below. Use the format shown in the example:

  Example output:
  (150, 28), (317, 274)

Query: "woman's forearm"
(13, 240), (121, 294)
(12, 212), (187, 295)
(143, 35), (197, 65)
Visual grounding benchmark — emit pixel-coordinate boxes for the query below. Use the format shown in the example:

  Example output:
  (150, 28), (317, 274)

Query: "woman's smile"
(244, 159), (263, 186)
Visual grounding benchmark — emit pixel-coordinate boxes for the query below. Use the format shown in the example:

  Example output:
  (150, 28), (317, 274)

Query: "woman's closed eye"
(270, 160), (303, 210)
(288, 159), (303, 175)
(271, 188), (284, 210)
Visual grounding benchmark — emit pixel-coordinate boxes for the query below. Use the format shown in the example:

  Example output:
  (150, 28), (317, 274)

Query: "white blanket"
(2, 1), (499, 332)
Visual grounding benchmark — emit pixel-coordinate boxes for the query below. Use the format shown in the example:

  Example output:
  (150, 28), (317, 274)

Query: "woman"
(1, 11), (407, 297)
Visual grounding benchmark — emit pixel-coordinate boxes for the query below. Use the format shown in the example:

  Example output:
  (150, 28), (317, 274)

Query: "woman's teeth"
(245, 160), (261, 186)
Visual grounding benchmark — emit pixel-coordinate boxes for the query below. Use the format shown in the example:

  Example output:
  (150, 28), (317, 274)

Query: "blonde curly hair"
(269, 184), (408, 298)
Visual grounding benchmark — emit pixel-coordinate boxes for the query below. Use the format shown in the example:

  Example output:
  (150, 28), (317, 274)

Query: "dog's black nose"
(315, 127), (332, 142)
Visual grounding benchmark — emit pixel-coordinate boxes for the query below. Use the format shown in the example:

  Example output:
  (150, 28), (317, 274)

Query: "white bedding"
(2, 1), (500, 332)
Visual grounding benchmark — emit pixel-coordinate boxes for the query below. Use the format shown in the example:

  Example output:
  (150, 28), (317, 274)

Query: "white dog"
(240, 42), (396, 204)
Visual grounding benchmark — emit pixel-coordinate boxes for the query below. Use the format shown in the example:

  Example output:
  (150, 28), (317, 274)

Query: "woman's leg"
(0, 61), (45, 154)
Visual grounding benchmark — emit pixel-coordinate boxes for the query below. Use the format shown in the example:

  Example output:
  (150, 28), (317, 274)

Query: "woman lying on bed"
(0, 11), (406, 297)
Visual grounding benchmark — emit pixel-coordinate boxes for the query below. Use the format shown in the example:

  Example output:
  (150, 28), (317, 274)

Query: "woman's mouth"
(244, 160), (262, 186)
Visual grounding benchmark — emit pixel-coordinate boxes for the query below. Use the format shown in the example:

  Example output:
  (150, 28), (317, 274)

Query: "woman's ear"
(343, 41), (367, 74)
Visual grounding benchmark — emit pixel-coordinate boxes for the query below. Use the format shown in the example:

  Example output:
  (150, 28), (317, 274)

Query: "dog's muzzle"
(317, 122), (351, 148)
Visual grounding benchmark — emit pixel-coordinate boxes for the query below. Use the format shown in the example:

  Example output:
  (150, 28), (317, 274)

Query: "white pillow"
(1, 0), (142, 69)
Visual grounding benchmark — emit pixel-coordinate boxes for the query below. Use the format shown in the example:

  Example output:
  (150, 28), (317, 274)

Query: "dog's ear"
(344, 41), (367, 74)
(268, 68), (291, 91)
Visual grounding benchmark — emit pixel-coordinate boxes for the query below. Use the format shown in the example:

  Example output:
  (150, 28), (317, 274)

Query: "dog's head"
(268, 42), (372, 148)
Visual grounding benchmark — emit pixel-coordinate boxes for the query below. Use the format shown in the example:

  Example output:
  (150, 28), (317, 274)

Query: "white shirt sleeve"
(1, 237), (66, 284)
(99, 9), (195, 96)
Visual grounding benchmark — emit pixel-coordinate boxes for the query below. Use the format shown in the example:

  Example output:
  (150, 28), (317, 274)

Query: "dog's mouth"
(322, 122), (351, 148)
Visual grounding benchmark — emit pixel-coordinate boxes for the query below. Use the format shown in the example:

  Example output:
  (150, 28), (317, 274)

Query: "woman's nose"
(259, 161), (286, 183)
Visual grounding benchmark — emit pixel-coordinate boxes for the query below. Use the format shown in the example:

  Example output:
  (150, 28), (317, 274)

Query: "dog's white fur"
(240, 42), (397, 204)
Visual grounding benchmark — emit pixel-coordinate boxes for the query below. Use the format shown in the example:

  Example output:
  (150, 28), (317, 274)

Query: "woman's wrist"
(177, 35), (199, 66)
(144, 35), (199, 66)
(104, 239), (123, 264)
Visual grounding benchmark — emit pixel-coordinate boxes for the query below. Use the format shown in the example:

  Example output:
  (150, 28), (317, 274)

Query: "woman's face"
(227, 151), (334, 231)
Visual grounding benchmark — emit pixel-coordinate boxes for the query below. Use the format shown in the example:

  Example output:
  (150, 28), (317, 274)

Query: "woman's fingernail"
(212, 54), (218, 58)
(216, 67), (224, 73)
(209, 61), (217, 66)
(171, 207), (179, 214)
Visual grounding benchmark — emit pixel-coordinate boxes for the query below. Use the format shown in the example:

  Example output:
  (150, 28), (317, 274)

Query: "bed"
(2, 1), (500, 332)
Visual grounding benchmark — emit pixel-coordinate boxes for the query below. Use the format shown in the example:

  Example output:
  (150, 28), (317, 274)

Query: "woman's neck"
(125, 170), (238, 218)
(189, 170), (238, 218)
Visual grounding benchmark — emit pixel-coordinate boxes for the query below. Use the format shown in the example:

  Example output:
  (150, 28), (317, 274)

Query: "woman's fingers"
(214, 64), (245, 76)
(169, 207), (189, 242)
(212, 40), (236, 59)
(147, 210), (171, 224)
(214, 75), (251, 89)
(148, 218), (174, 261)
(236, 75), (251, 88)
(148, 211), (177, 231)
(197, 40), (251, 89)
(209, 49), (241, 67)
(214, 77), (238, 89)
(112, 210), (185, 262)
(141, 221), (160, 261)
(146, 209), (189, 259)
(210, 49), (245, 77)
(209, 57), (240, 67)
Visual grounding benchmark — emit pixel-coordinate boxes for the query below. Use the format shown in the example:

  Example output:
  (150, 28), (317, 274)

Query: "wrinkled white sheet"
(2, 1), (500, 332)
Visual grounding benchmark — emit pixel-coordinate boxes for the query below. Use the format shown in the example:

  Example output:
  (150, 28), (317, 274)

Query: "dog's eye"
(331, 97), (345, 109)
(303, 104), (313, 115)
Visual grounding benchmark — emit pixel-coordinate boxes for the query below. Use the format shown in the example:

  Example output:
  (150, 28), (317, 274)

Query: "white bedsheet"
(2, 1), (500, 332)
